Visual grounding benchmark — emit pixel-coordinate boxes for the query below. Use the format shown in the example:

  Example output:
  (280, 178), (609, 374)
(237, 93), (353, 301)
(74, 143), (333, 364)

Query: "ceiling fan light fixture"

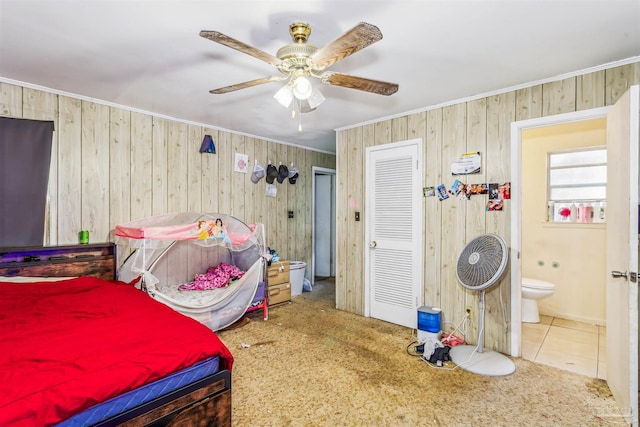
(274, 85), (294, 108)
(307, 88), (325, 109)
(292, 76), (313, 100)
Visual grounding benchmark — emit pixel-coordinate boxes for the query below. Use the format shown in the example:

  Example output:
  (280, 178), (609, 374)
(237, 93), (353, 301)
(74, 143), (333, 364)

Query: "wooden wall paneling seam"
(391, 116), (408, 143)
(292, 146), (304, 262)
(297, 148), (310, 264)
(304, 147), (315, 265)
(167, 121), (188, 213)
(285, 145), (296, 260)
(230, 133), (246, 219)
(167, 122), (189, 285)
(335, 131), (348, 310)
(303, 147), (313, 264)
(515, 85), (543, 122)
(152, 117), (168, 215)
(407, 112), (426, 143)
(201, 128), (220, 214)
(374, 120), (390, 146)
(130, 112), (153, 222)
(360, 123), (375, 313)
(577, 70), (606, 111)
(81, 101), (110, 243)
(424, 109), (442, 309)
(109, 107), (132, 238)
(605, 62), (640, 106)
(440, 103), (467, 334)
(347, 126), (364, 314)
(275, 143), (288, 258)
(485, 91), (516, 353)
(464, 97), (488, 340)
(542, 77), (577, 116)
(244, 137), (256, 225)
(302, 147), (309, 262)
(217, 131), (232, 217)
(57, 96), (82, 244)
(186, 124), (205, 280)
(264, 141), (278, 251)
(187, 124), (204, 213)
(251, 138), (266, 229)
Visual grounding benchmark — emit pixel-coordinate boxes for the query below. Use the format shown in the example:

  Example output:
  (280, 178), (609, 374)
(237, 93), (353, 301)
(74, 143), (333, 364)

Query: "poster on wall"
(451, 152), (481, 175)
(234, 153), (249, 173)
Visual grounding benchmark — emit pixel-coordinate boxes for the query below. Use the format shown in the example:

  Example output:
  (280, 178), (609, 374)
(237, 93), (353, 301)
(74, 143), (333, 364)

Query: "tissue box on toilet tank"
(417, 306), (442, 342)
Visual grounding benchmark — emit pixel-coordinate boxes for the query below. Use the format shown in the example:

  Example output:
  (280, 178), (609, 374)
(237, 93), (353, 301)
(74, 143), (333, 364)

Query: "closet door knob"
(369, 241), (377, 249)
(611, 270), (628, 279)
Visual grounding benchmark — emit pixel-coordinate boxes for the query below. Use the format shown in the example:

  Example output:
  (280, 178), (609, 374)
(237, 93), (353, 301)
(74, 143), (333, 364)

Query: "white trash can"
(289, 261), (307, 296)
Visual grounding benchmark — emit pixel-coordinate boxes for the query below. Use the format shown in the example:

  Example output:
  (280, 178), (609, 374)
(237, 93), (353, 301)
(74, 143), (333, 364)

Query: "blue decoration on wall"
(200, 134), (216, 154)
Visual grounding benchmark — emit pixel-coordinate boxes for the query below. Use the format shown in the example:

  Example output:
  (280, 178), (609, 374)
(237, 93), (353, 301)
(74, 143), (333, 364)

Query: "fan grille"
(456, 234), (508, 290)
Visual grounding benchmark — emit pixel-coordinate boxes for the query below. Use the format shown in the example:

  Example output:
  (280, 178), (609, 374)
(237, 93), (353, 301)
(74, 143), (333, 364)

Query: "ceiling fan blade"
(200, 30), (283, 68)
(320, 72), (398, 96)
(309, 22), (383, 70)
(209, 76), (286, 94)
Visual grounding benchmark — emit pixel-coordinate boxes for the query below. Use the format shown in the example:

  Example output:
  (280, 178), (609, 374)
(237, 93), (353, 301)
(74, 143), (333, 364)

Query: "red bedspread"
(0, 276), (234, 426)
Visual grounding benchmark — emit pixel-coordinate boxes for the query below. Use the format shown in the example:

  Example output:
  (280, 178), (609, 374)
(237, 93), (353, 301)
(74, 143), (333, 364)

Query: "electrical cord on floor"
(406, 340), (424, 357)
(432, 317), (485, 371)
(442, 313), (470, 345)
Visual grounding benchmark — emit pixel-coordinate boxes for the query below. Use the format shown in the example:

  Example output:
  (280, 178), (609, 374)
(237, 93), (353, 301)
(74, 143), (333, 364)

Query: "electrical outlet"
(465, 305), (473, 319)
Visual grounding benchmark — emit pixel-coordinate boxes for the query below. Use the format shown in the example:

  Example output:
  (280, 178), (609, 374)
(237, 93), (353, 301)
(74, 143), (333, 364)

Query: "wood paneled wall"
(0, 82), (335, 269)
(336, 61), (640, 354)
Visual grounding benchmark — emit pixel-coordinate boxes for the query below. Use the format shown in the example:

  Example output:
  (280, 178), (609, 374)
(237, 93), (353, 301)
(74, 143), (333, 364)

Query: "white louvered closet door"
(366, 139), (422, 329)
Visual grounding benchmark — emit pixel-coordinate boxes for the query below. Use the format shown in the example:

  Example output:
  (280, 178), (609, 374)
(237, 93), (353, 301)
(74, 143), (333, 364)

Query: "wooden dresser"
(267, 260), (291, 305)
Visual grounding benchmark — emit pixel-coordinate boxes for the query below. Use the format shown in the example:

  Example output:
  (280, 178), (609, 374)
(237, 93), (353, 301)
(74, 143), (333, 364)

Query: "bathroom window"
(547, 147), (607, 223)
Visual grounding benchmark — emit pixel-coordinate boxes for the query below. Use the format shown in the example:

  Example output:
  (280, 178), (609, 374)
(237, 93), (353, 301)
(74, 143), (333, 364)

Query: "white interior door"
(365, 139), (422, 329)
(606, 84), (639, 426)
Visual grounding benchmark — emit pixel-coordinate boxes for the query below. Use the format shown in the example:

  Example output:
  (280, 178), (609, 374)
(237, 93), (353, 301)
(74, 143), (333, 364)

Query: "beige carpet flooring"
(217, 278), (627, 426)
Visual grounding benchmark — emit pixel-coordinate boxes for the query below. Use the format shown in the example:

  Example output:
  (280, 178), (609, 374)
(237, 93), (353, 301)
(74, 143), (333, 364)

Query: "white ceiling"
(1, 1), (639, 153)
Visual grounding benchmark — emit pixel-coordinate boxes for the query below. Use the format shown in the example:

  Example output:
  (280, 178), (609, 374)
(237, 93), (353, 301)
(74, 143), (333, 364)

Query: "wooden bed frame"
(0, 243), (232, 427)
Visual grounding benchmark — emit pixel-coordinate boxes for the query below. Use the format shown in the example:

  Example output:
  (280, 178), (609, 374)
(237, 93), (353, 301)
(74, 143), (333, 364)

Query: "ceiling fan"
(199, 22), (399, 114)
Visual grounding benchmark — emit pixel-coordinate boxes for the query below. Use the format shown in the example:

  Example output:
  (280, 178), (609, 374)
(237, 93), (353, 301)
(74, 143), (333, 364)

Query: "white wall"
(521, 118), (607, 325)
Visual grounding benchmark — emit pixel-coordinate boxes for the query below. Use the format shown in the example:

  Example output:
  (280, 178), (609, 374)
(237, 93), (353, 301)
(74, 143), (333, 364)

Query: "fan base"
(449, 345), (515, 376)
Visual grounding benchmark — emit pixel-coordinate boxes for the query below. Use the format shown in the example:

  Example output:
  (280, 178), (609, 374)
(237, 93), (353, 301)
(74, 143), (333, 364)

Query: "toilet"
(521, 277), (556, 323)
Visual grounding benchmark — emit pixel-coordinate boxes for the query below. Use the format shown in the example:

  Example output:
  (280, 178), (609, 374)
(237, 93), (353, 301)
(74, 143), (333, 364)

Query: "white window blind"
(547, 147), (607, 222)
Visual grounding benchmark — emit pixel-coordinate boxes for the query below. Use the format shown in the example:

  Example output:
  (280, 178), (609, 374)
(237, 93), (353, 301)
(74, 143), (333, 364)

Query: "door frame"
(311, 166), (336, 288)
(509, 106), (609, 357)
(364, 138), (423, 324)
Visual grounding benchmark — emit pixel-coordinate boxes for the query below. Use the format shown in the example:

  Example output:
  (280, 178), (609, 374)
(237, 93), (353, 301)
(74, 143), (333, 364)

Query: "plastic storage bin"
(289, 261), (307, 296)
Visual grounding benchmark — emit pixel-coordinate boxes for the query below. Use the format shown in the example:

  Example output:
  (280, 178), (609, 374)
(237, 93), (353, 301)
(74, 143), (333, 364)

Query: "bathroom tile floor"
(522, 315), (606, 379)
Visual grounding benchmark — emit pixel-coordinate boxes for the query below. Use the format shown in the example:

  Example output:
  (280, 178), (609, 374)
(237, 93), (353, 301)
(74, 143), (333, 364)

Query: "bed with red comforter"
(0, 243), (234, 426)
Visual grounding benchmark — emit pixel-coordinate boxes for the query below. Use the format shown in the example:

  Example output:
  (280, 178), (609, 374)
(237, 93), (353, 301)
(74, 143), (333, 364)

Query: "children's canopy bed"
(0, 243), (233, 426)
(115, 212), (267, 331)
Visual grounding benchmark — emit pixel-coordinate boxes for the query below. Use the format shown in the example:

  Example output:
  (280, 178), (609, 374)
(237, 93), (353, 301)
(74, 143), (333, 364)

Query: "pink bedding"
(0, 276), (234, 426)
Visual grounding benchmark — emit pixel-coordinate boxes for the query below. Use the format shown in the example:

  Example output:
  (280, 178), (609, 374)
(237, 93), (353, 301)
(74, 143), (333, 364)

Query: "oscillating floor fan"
(449, 233), (515, 376)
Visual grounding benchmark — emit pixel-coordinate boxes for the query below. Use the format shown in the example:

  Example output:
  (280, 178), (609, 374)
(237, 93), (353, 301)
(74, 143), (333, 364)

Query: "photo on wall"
(498, 182), (511, 200)
(436, 184), (449, 201)
(486, 199), (504, 211)
(488, 183), (500, 200)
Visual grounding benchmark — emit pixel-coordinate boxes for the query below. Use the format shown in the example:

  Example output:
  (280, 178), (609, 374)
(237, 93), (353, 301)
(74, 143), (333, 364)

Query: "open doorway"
(510, 107), (609, 377)
(312, 167), (336, 289)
